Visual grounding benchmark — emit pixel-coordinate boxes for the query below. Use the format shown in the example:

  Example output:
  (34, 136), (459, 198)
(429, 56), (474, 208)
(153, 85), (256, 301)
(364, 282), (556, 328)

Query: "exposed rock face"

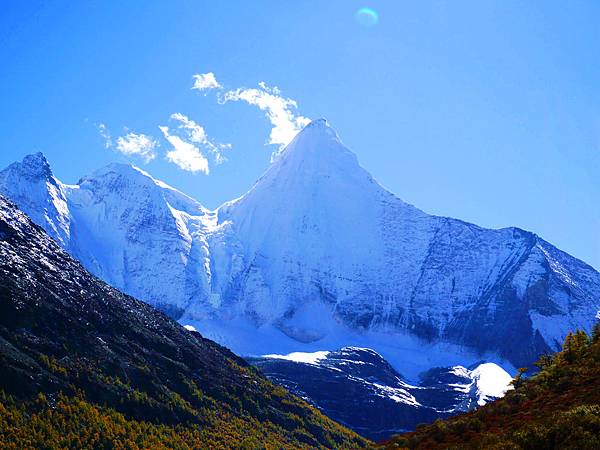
(249, 347), (512, 441)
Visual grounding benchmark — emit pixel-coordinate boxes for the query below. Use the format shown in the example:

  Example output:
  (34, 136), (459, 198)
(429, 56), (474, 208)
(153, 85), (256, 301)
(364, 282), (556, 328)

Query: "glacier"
(1, 119), (599, 380)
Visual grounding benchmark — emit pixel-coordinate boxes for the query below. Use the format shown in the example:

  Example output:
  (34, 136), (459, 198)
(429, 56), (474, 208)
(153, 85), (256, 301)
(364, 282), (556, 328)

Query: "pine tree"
(534, 354), (554, 371)
(560, 330), (590, 364)
(511, 367), (528, 389)
(592, 322), (600, 343)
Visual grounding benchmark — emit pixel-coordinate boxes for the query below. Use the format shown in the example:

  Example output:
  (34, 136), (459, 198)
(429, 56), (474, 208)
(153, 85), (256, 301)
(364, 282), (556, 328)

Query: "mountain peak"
(6, 152), (53, 180)
(0, 152), (70, 247)
(77, 162), (176, 193)
(304, 117), (331, 130)
(220, 117), (394, 223)
(272, 118), (355, 171)
(286, 118), (340, 148)
(77, 162), (208, 216)
(84, 162), (152, 181)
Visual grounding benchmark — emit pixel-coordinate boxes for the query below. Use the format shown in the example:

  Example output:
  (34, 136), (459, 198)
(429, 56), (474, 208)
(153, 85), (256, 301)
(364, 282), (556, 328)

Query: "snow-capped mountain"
(208, 119), (600, 369)
(0, 156), (214, 317)
(0, 152), (71, 247)
(1, 119), (599, 374)
(248, 347), (512, 440)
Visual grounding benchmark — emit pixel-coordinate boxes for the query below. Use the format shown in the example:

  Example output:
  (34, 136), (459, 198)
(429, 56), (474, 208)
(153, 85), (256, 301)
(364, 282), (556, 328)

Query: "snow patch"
(448, 363), (513, 406)
(370, 382), (420, 406)
(471, 362), (513, 405)
(263, 350), (331, 365)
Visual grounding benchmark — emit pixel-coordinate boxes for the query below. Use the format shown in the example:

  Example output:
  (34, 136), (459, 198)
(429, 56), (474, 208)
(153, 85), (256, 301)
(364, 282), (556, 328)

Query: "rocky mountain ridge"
(248, 347), (512, 441)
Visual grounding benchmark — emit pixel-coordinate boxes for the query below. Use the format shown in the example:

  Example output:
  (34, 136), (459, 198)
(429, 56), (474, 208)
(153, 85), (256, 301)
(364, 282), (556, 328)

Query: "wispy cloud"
(115, 132), (158, 162)
(97, 123), (112, 149)
(97, 123), (157, 163)
(219, 82), (310, 151)
(170, 113), (230, 164)
(98, 74), (307, 175)
(191, 72), (222, 92)
(159, 125), (210, 174)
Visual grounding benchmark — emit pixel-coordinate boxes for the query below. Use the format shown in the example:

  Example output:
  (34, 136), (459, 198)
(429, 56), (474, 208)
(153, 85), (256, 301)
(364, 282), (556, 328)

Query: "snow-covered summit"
(75, 162), (208, 216)
(17, 152), (54, 180)
(0, 152), (71, 246)
(218, 117), (394, 260)
(1, 120), (599, 373)
(220, 118), (372, 214)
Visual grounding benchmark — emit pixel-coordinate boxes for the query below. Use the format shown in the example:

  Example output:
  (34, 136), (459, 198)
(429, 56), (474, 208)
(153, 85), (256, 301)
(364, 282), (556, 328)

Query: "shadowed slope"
(0, 195), (368, 449)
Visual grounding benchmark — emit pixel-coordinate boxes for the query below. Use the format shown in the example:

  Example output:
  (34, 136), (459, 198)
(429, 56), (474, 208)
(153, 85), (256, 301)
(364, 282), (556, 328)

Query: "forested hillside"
(384, 325), (600, 449)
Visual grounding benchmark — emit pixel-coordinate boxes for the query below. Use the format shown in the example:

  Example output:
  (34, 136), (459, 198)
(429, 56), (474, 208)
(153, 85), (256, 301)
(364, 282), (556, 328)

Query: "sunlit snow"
(263, 350), (330, 365)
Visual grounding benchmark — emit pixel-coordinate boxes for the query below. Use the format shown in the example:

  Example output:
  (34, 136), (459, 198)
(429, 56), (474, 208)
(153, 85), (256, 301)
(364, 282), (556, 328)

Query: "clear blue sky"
(1, 1), (599, 269)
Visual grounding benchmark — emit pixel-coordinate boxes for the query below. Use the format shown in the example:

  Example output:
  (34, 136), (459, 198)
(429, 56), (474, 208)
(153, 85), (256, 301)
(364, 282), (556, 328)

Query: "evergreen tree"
(560, 330), (589, 364)
(511, 367), (528, 389)
(592, 321), (600, 344)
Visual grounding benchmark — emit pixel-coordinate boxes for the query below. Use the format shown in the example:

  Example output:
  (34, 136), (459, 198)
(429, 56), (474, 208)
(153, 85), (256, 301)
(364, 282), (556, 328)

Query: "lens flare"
(355, 7), (379, 27)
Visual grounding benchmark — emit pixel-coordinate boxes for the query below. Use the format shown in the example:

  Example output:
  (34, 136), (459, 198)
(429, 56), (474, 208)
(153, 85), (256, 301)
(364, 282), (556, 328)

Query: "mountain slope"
(249, 347), (512, 441)
(0, 195), (367, 449)
(1, 120), (599, 374)
(0, 156), (214, 318)
(383, 326), (600, 449)
(210, 119), (600, 369)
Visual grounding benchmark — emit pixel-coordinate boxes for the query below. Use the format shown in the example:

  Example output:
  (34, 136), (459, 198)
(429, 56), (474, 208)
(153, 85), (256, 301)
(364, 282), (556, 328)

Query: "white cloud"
(115, 132), (158, 163)
(220, 82), (310, 150)
(191, 72), (222, 92)
(171, 112), (208, 142)
(96, 123), (157, 163)
(170, 113), (229, 164)
(97, 123), (112, 149)
(159, 125), (209, 174)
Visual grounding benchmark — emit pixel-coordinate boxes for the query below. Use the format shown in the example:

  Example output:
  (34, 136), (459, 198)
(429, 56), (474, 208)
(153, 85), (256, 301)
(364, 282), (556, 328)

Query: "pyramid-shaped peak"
(304, 118), (331, 130)
(221, 115), (396, 222)
(294, 118), (339, 141)
(275, 118), (351, 167)
(3, 152), (53, 180)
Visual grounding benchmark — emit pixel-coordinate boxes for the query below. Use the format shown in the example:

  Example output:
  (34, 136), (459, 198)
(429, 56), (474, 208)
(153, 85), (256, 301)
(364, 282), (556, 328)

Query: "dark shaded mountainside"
(249, 348), (507, 442)
(383, 326), (600, 449)
(0, 196), (368, 449)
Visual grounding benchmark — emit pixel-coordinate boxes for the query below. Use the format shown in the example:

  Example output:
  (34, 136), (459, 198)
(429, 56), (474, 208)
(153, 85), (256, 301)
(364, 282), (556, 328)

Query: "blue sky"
(1, 1), (599, 269)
